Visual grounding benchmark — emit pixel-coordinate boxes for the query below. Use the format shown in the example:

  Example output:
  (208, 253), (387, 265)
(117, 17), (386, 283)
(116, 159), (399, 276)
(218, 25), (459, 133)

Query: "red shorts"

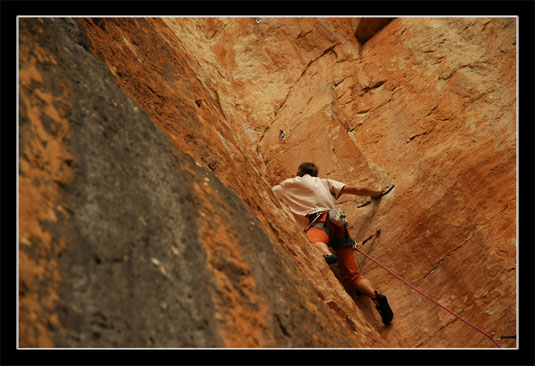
(305, 213), (365, 292)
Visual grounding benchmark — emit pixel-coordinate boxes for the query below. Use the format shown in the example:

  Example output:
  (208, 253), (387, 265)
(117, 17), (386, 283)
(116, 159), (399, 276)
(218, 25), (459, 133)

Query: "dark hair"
(297, 162), (319, 177)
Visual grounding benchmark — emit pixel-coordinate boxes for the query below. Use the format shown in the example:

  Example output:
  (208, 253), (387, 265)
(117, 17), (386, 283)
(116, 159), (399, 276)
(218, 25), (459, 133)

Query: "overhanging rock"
(355, 18), (395, 43)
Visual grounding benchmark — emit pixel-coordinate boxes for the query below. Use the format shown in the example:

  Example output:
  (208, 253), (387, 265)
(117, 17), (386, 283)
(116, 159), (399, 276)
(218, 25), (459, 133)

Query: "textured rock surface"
(19, 17), (517, 349)
(18, 17), (385, 349)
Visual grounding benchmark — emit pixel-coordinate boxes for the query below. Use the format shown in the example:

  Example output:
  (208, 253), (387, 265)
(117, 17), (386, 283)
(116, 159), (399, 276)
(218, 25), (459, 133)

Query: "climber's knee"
(312, 241), (332, 256)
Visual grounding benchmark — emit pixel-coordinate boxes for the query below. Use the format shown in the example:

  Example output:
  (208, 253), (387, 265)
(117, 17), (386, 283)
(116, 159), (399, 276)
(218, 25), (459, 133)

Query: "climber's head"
(297, 162), (319, 177)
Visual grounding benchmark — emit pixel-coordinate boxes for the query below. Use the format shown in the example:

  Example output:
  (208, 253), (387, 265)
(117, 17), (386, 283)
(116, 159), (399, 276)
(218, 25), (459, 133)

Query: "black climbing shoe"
(374, 291), (393, 325)
(323, 253), (338, 264)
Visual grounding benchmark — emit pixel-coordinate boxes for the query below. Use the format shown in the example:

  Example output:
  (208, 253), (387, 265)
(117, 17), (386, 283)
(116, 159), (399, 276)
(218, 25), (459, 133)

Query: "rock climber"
(272, 162), (393, 325)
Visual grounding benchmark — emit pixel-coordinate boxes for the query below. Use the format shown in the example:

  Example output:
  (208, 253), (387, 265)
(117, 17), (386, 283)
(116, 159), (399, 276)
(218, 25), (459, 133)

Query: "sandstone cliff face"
(18, 17), (516, 348)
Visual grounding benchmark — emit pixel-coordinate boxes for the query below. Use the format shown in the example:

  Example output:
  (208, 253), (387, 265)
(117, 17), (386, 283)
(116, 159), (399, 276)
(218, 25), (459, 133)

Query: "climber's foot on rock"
(323, 253), (338, 264)
(374, 291), (393, 325)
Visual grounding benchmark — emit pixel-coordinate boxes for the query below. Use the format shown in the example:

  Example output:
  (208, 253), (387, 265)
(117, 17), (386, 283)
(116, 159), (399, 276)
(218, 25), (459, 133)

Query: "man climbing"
(272, 162), (393, 325)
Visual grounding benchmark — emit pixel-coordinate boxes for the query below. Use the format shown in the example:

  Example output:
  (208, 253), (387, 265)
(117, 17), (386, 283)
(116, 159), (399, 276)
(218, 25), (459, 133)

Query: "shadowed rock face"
(355, 18), (394, 43)
(19, 17), (516, 349)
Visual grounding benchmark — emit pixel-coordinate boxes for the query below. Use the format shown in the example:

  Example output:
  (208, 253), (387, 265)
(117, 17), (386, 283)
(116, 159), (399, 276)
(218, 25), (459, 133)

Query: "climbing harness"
(303, 211), (327, 234)
(304, 210), (355, 249)
(354, 239), (503, 348)
(304, 209), (348, 232)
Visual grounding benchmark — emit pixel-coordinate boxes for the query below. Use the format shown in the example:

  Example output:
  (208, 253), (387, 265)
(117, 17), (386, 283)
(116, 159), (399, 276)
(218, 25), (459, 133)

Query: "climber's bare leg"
(356, 278), (379, 306)
(312, 241), (332, 256)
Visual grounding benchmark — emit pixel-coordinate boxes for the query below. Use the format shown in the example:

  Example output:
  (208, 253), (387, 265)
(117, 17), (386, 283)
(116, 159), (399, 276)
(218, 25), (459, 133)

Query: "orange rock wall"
(78, 17), (388, 348)
(80, 17), (517, 348)
(19, 17), (516, 348)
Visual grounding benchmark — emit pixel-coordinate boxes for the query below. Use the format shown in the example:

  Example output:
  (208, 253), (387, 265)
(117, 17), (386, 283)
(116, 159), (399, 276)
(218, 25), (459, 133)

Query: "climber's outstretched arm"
(339, 184), (382, 197)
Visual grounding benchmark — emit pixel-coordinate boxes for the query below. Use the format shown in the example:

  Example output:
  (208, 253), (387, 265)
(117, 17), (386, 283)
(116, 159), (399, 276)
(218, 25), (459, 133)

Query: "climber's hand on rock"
(369, 183), (383, 197)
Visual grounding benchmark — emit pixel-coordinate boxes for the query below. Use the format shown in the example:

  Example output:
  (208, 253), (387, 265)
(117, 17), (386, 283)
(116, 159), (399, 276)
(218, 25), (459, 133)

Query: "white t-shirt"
(272, 175), (346, 230)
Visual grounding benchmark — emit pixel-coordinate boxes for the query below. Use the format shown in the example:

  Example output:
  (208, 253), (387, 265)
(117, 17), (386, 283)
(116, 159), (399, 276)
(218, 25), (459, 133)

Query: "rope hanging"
(355, 246), (502, 348)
